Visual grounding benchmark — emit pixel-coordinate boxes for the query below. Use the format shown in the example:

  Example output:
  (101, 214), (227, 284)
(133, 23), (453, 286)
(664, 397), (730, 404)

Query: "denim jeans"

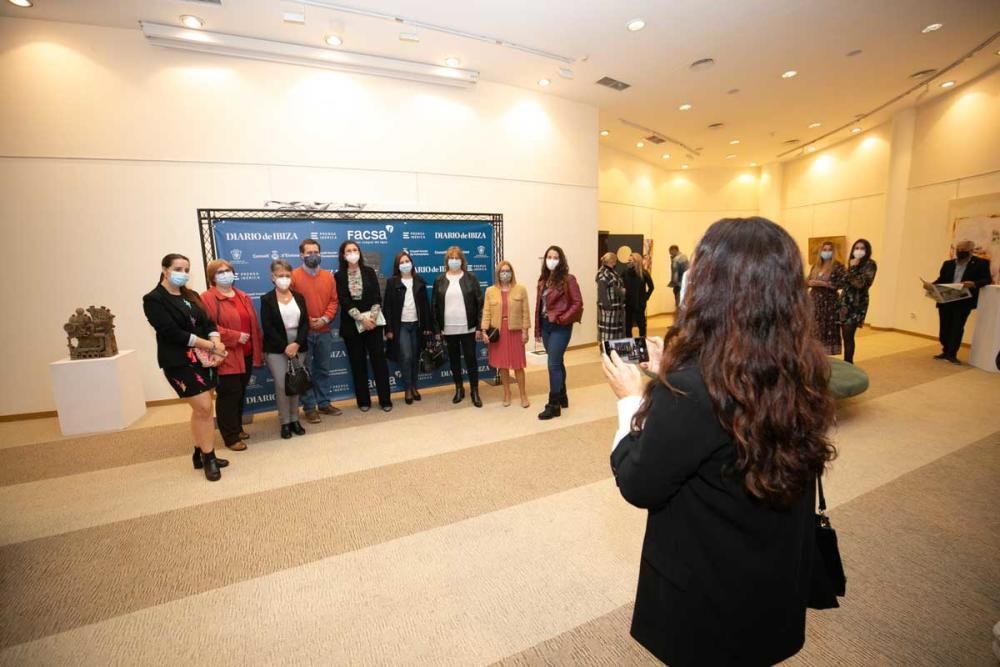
(541, 320), (572, 396)
(302, 330), (335, 411)
(397, 321), (420, 391)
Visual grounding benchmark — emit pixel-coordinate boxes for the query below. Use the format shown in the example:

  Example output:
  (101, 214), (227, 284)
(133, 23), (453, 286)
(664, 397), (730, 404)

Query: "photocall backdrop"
(200, 210), (503, 414)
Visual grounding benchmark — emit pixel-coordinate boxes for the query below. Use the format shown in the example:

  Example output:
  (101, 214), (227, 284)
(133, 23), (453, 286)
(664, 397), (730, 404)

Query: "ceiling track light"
(140, 21), (479, 88)
(180, 15), (204, 29)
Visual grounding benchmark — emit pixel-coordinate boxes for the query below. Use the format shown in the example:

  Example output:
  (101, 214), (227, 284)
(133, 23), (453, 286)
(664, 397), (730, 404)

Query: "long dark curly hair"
(633, 217), (836, 508)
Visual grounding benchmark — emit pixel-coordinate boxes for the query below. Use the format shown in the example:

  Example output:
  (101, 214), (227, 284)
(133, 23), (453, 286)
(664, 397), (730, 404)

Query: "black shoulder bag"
(284, 356), (313, 396)
(808, 475), (847, 609)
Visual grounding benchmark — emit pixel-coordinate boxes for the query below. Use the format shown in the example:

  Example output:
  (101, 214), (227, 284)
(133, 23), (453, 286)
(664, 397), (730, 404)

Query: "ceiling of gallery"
(3, 0), (999, 169)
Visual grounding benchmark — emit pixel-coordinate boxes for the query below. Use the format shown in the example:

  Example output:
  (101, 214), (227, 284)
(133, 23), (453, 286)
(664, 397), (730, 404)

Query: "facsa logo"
(385, 225), (394, 234)
(347, 230), (388, 241)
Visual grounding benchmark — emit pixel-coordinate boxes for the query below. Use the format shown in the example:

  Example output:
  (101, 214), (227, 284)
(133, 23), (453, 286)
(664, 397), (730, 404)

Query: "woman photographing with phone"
(602, 217), (836, 666)
(143, 253), (229, 481)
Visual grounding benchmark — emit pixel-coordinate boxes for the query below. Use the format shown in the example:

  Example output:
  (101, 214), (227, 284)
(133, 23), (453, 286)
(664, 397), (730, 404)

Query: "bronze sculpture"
(64, 306), (119, 359)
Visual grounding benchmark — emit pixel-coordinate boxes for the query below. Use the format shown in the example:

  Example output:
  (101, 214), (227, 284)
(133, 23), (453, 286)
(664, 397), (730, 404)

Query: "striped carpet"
(1, 326), (998, 666)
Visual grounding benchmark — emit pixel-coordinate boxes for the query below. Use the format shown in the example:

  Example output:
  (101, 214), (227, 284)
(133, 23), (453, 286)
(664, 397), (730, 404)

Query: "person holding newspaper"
(930, 240), (992, 364)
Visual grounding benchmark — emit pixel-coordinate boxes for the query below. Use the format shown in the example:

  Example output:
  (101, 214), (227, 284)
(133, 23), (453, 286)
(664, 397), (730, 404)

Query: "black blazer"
(383, 274), (433, 354)
(934, 255), (992, 308)
(142, 284), (217, 369)
(611, 367), (814, 667)
(622, 267), (655, 312)
(335, 265), (383, 338)
(432, 271), (483, 332)
(259, 289), (309, 354)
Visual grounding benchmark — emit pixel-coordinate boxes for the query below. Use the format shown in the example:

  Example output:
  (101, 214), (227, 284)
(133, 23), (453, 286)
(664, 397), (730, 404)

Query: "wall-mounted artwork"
(948, 192), (999, 285)
(807, 235), (848, 267)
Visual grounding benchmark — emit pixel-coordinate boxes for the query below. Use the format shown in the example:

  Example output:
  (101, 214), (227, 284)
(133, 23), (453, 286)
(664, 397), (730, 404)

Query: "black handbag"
(419, 338), (446, 374)
(484, 327), (500, 343)
(284, 356), (313, 396)
(808, 475), (847, 609)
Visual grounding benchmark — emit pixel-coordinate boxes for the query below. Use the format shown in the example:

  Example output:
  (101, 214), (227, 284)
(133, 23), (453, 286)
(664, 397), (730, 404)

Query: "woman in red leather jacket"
(534, 245), (583, 420)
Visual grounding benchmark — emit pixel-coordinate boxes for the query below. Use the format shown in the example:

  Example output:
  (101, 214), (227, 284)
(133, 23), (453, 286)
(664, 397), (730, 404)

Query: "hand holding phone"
(601, 337), (649, 364)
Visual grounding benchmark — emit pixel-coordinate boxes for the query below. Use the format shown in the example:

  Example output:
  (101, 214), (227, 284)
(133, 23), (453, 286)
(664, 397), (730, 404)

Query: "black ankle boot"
(193, 447), (228, 469)
(538, 395), (561, 420)
(201, 450), (222, 481)
(452, 385), (465, 404)
(280, 424), (293, 439)
(558, 390), (568, 409)
(290, 421), (306, 436)
(470, 386), (482, 408)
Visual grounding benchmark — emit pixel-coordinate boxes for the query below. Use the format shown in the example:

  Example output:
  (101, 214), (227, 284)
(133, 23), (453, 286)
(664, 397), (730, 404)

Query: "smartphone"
(602, 337), (649, 364)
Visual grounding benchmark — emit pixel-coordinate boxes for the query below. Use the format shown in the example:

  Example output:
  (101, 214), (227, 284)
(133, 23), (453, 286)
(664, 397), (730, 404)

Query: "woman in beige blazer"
(481, 260), (531, 407)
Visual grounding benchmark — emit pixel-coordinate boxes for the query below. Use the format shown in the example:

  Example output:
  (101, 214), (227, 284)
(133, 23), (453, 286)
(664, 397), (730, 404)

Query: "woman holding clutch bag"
(481, 260), (530, 408)
(142, 253), (229, 481)
(432, 246), (484, 407)
(260, 259), (310, 439)
(336, 241), (392, 412)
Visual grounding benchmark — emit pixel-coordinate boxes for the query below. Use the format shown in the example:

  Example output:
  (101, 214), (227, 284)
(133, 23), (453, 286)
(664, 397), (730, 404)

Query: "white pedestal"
(970, 285), (1000, 373)
(49, 349), (147, 435)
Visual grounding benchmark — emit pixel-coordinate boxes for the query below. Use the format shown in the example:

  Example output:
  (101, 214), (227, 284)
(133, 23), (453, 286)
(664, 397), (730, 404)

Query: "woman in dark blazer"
(142, 253), (229, 481)
(602, 217), (836, 667)
(336, 241), (392, 412)
(383, 251), (433, 405)
(260, 259), (310, 439)
(622, 251), (654, 337)
(432, 246), (484, 407)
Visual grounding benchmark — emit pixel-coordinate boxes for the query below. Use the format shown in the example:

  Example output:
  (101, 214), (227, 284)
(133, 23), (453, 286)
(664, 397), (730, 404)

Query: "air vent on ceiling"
(596, 76), (631, 91)
(708, 122), (724, 129)
(645, 135), (666, 144)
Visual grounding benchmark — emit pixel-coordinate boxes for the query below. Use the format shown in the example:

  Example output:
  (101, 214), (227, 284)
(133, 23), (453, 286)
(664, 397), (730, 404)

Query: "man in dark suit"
(933, 240), (992, 364)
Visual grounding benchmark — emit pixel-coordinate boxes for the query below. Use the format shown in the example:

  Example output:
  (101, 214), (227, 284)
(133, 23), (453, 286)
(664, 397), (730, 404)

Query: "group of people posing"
(806, 238), (878, 364)
(143, 240), (583, 481)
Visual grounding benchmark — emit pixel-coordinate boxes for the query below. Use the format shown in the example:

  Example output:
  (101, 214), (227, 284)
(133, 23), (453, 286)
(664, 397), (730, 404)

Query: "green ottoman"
(829, 358), (869, 399)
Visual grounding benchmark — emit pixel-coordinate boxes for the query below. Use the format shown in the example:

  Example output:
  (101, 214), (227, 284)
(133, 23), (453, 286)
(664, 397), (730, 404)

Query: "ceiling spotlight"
(681, 164), (689, 169)
(749, 162), (758, 167)
(627, 19), (646, 32)
(180, 15), (204, 29)
(729, 139), (740, 145)
(399, 32), (421, 43)
(662, 153), (670, 159)
(726, 154), (736, 159)
(808, 122), (822, 129)
(678, 103), (692, 111)
(921, 23), (943, 33)
(940, 80), (956, 88)
(445, 57), (460, 68)
(325, 34), (343, 47)
(8, 0), (33, 6)
(600, 130), (609, 137)
(538, 78), (551, 87)
(805, 146), (817, 153)
(636, 141), (645, 148)
(781, 70), (798, 79)
(558, 68), (575, 79)
(851, 127), (862, 134)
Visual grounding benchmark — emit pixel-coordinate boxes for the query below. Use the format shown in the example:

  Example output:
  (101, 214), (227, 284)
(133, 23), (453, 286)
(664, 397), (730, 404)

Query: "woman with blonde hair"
(596, 252), (626, 342)
(432, 246), (485, 407)
(482, 260), (531, 407)
(623, 251), (655, 337)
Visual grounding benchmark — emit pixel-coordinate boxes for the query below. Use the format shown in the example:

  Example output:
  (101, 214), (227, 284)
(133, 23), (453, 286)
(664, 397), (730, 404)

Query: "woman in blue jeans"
(534, 245), (584, 420)
(383, 251), (434, 405)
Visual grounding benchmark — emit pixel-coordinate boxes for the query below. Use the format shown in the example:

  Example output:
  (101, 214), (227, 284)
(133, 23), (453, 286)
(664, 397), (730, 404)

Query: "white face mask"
(447, 258), (462, 271)
(275, 276), (291, 290)
(345, 252), (360, 265)
(820, 250), (833, 261)
(215, 271), (235, 286)
(398, 262), (413, 274)
(545, 258), (560, 271)
(853, 249), (866, 259)
(499, 271), (512, 283)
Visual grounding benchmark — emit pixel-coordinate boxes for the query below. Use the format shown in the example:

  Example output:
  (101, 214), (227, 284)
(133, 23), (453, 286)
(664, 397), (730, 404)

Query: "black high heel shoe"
(452, 385), (465, 404)
(193, 447), (228, 469)
(412, 388), (422, 401)
(200, 450), (222, 482)
(404, 390), (414, 405)
(470, 386), (483, 408)
(280, 424), (293, 439)
(290, 421), (306, 436)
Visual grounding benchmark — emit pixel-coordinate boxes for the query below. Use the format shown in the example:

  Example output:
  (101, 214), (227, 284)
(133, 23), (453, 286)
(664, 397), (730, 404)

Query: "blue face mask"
(168, 271), (189, 287)
(215, 271), (235, 286)
(303, 254), (321, 269)
(820, 250), (833, 261)
(448, 258), (462, 271)
(398, 262), (413, 274)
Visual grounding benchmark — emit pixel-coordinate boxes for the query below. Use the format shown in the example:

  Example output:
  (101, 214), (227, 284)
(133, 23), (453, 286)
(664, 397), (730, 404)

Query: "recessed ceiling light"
(851, 127), (862, 134)
(729, 139), (740, 145)
(749, 162), (758, 167)
(445, 57), (460, 68)
(636, 141), (645, 148)
(726, 154), (736, 159)
(805, 146), (817, 153)
(180, 15), (204, 29)
(662, 153), (670, 159)
(846, 49), (863, 57)
(781, 70), (798, 79)
(940, 80), (956, 88)
(399, 32), (420, 43)
(8, 0), (33, 6)
(558, 68), (574, 79)
(681, 164), (689, 169)
(808, 122), (822, 129)
(627, 19), (646, 32)
(678, 103), (692, 111)
(282, 10), (305, 24)
(325, 34), (343, 47)
(921, 23), (943, 34)
(600, 130), (609, 137)
(538, 78), (551, 87)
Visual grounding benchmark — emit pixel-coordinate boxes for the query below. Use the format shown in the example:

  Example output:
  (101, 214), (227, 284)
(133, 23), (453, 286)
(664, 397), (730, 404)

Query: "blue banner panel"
(212, 218), (495, 414)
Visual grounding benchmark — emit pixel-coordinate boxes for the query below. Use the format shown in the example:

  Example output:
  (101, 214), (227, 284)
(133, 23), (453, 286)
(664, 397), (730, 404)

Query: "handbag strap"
(817, 474), (827, 513)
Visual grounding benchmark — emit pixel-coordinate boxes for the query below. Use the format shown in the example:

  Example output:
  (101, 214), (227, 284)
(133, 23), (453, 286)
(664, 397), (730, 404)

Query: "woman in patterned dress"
(837, 239), (877, 364)
(807, 242), (845, 355)
(596, 252), (626, 342)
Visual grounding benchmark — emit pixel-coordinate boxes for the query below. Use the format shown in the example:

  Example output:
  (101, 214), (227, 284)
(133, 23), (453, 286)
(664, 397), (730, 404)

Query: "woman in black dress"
(623, 251), (654, 337)
(142, 253), (229, 481)
(837, 238), (877, 364)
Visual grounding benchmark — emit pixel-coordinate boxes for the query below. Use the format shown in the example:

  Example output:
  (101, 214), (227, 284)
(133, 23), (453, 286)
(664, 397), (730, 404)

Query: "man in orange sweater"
(291, 239), (342, 423)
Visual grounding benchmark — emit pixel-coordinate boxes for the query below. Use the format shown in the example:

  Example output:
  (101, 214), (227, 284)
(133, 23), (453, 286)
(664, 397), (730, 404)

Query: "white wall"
(598, 146), (759, 315)
(0, 18), (599, 416)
